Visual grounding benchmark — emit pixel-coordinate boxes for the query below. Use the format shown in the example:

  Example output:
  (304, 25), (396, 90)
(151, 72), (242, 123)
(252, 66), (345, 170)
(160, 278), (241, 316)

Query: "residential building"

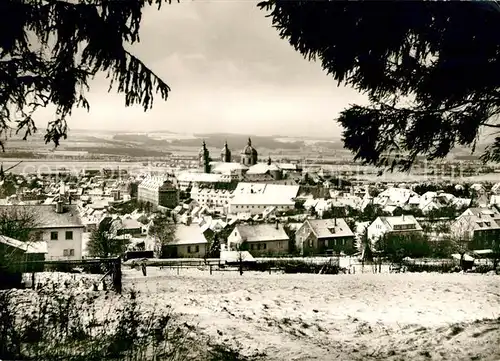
(451, 207), (500, 249)
(295, 218), (355, 255)
(229, 182), (300, 214)
(163, 224), (209, 258)
(0, 203), (85, 260)
(418, 191), (471, 214)
(115, 217), (144, 236)
(374, 187), (420, 208)
(190, 186), (234, 210)
(367, 215), (423, 242)
(227, 223), (289, 256)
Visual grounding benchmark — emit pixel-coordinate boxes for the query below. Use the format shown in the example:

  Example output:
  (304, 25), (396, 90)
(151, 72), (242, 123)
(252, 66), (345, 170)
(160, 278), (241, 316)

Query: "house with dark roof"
(295, 218), (355, 255)
(0, 203), (85, 260)
(227, 223), (289, 256)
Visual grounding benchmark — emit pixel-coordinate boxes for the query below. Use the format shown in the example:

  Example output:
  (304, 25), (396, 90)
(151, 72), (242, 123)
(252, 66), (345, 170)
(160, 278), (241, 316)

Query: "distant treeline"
(0, 151), (39, 158)
(173, 134), (304, 150)
(66, 147), (170, 157)
(108, 133), (349, 152)
(112, 134), (169, 146)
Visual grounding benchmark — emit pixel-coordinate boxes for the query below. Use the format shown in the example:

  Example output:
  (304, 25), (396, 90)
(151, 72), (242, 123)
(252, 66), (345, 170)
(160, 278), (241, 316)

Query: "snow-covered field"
(123, 268), (500, 361)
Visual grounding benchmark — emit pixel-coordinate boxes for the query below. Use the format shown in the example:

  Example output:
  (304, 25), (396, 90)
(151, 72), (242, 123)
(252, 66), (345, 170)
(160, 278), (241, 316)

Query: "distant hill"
(176, 134), (304, 150)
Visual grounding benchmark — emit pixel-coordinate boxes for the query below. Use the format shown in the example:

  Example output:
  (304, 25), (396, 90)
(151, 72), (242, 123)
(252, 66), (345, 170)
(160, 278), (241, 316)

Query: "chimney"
(56, 200), (64, 214)
(334, 218), (337, 227)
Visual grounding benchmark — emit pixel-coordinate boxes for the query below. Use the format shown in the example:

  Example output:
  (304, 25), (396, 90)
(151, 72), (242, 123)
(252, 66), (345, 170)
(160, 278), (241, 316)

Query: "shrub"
(0, 280), (195, 361)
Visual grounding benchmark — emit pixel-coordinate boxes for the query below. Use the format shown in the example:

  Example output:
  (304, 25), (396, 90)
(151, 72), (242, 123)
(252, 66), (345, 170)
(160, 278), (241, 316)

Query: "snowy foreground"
(122, 268), (500, 361)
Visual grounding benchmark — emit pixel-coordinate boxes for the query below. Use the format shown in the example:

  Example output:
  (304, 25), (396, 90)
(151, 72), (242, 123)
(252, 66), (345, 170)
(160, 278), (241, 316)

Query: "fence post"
(210, 265), (212, 275)
(113, 258), (122, 294)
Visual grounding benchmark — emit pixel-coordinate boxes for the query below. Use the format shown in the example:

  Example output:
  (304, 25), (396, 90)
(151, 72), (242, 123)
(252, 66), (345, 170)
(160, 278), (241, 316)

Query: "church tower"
(220, 141), (232, 162)
(199, 140), (211, 173)
(240, 137), (258, 166)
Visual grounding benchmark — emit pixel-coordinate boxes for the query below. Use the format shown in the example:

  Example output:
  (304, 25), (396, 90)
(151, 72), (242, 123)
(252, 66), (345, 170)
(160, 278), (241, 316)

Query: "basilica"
(198, 138), (259, 172)
(197, 138), (288, 182)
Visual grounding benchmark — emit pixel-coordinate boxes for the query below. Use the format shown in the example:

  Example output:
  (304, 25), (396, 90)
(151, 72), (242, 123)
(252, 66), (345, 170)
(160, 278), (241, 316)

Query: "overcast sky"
(39, 1), (368, 137)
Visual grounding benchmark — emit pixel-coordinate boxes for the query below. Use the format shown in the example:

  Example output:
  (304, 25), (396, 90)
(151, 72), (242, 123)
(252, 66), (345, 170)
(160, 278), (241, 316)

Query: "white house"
(450, 207), (500, 248)
(367, 215), (423, 243)
(167, 224), (209, 258)
(227, 223), (289, 255)
(2, 203), (86, 260)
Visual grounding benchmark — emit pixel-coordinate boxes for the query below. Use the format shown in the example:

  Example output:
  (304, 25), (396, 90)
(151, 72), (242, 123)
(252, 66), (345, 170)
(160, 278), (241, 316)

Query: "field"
(123, 268), (500, 361)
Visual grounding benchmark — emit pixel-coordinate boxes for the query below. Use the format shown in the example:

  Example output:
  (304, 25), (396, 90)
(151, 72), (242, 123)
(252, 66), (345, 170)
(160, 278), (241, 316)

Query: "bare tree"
(0, 206), (41, 270)
(148, 213), (176, 257)
(236, 240), (249, 276)
(449, 217), (475, 269)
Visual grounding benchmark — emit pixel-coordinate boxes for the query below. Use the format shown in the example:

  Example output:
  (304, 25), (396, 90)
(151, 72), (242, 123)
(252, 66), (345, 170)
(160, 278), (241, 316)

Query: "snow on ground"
(123, 267), (500, 361)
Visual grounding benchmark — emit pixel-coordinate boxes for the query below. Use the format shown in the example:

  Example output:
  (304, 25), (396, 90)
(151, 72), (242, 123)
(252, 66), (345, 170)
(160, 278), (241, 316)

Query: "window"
(65, 231), (73, 240)
(187, 246), (191, 253)
(263, 243), (267, 250)
(250, 244), (254, 250)
(63, 249), (69, 256)
(69, 249), (74, 256)
(50, 231), (58, 240)
(195, 245), (199, 253)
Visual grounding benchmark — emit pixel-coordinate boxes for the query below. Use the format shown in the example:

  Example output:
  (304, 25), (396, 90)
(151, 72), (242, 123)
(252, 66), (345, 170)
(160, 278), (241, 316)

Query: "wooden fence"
(5, 257), (122, 293)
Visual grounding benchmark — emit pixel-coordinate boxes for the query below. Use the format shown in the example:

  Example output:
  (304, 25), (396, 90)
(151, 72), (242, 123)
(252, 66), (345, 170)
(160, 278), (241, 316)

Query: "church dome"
(241, 138), (257, 156)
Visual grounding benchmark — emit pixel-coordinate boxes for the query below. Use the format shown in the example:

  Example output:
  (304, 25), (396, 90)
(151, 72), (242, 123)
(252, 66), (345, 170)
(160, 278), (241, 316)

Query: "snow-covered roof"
(305, 218), (355, 239)
(0, 235), (47, 254)
(139, 175), (172, 190)
(231, 183), (300, 206)
(234, 223), (289, 242)
(171, 224), (208, 245)
(375, 187), (419, 207)
(210, 162), (248, 174)
(176, 172), (231, 183)
(377, 215), (423, 232)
